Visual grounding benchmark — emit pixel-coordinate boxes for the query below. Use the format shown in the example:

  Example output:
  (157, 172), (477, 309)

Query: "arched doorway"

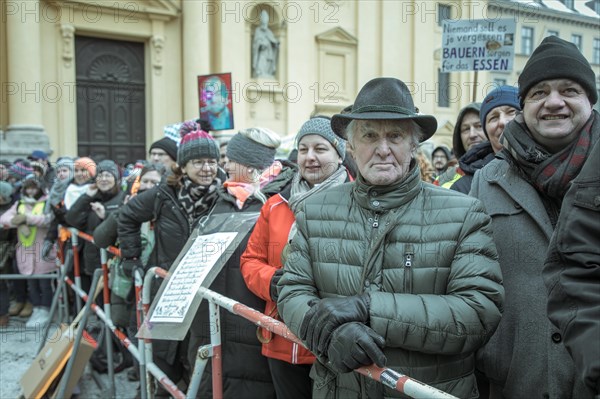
(75, 36), (146, 164)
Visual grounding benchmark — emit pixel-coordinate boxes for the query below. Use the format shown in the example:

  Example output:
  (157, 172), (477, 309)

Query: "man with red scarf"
(472, 36), (599, 398)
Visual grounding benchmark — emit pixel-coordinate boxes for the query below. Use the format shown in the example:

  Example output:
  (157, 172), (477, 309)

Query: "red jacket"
(240, 192), (315, 365)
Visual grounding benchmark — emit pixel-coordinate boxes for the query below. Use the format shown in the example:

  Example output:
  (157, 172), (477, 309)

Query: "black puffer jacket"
(189, 164), (295, 399)
(118, 180), (219, 378)
(65, 189), (125, 275)
(451, 141), (495, 195)
(118, 183), (190, 270)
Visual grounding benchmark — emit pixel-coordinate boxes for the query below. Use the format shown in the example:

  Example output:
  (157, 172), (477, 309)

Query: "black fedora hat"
(331, 77), (438, 142)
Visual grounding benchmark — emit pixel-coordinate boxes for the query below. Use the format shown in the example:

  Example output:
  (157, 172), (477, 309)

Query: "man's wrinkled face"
(460, 111), (486, 152)
(350, 120), (416, 186)
(523, 79), (593, 153)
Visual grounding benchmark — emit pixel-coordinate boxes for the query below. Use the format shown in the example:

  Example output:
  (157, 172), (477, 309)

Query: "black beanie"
(149, 137), (178, 162)
(518, 36), (597, 107)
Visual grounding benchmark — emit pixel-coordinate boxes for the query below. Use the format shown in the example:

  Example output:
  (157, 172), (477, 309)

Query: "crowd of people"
(0, 36), (598, 399)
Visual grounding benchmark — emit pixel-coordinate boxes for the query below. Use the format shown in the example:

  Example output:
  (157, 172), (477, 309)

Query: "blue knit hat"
(296, 116), (346, 160)
(480, 86), (520, 137)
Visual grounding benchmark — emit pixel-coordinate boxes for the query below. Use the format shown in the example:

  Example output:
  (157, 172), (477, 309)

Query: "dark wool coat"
(188, 165), (295, 399)
(543, 116), (600, 396)
(471, 156), (595, 399)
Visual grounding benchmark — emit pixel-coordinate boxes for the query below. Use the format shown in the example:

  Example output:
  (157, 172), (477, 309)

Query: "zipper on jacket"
(404, 244), (414, 293)
(372, 212), (380, 228)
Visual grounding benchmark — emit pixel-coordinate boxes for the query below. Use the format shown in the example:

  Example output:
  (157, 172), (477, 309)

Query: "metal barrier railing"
(144, 267), (459, 399)
(37, 226), (458, 399)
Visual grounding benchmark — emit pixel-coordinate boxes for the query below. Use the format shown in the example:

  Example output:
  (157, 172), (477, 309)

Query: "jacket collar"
(353, 163), (421, 211)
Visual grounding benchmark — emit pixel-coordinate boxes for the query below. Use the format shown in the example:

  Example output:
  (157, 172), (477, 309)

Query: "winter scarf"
(458, 141), (496, 175)
(177, 176), (221, 224)
(64, 183), (90, 210)
(288, 165), (348, 214)
(223, 161), (283, 209)
(46, 178), (71, 211)
(502, 111), (599, 228)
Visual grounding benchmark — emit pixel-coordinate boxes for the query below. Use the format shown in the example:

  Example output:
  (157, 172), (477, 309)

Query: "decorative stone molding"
(152, 36), (165, 75)
(315, 27), (358, 104)
(60, 24), (75, 68)
(43, 0), (181, 21)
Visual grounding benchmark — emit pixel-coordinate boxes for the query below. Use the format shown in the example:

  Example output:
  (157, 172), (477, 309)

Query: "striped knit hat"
(177, 129), (220, 166)
(9, 161), (34, 180)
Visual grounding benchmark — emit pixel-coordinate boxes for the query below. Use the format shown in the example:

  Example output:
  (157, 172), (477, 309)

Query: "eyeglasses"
(190, 160), (218, 169)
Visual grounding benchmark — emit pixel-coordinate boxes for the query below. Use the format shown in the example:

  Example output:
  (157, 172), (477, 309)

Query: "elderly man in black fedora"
(277, 77), (504, 398)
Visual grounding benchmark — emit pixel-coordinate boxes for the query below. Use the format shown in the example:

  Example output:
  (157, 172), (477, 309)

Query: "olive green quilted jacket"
(278, 166), (504, 399)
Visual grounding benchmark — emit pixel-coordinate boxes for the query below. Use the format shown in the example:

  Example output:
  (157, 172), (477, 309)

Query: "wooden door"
(75, 36), (146, 164)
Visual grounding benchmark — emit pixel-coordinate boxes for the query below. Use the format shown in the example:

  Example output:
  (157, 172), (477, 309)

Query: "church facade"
(1, 0), (599, 161)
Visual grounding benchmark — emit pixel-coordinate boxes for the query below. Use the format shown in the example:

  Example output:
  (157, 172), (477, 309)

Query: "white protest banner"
(442, 19), (516, 73)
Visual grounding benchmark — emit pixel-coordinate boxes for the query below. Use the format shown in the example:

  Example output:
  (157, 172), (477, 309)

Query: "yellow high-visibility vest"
(17, 201), (45, 247)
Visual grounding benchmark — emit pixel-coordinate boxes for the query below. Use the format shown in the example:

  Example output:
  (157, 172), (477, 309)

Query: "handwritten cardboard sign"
(150, 232), (237, 323)
(137, 212), (260, 341)
(442, 19), (516, 72)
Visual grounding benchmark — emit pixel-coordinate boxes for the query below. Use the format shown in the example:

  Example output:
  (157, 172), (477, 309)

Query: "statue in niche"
(252, 10), (279, 79)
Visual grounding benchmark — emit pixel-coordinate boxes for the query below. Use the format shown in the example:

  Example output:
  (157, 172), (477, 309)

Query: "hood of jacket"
(453, 102), (482, 159)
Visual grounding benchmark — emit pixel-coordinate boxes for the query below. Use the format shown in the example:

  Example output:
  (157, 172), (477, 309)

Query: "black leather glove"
(299, 293), (370, 356)
(41, 240), (54, 262)
(327, 322), (386, 373)
(269, 269), (284, 302)
(122, 258), (142, 278)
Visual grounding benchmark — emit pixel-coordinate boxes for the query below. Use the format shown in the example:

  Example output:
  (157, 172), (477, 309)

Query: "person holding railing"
(65, 160), (125, 295)
(277, 77), (504, 398)
(240, 116), (351, 398)
(118, 126), (222, 398)
(187, 127), (295, 398)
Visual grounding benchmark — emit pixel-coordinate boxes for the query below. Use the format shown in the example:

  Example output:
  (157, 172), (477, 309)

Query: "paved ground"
(0, 315), (139, 399)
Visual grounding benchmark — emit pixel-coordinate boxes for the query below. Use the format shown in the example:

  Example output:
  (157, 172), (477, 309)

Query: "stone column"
(182, 0), (211, 120)
(3, 0), (50, 158)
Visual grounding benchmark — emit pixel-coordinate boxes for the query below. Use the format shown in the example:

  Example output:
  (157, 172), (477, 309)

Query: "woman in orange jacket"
(241, 116), (352, 398)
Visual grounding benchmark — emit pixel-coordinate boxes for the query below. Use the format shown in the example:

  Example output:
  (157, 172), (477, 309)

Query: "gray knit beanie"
(296, 116), (346, 160)
(226, 127), (280, 170)
(177, 130), (220, 166)
(96, 160), (121, 182)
